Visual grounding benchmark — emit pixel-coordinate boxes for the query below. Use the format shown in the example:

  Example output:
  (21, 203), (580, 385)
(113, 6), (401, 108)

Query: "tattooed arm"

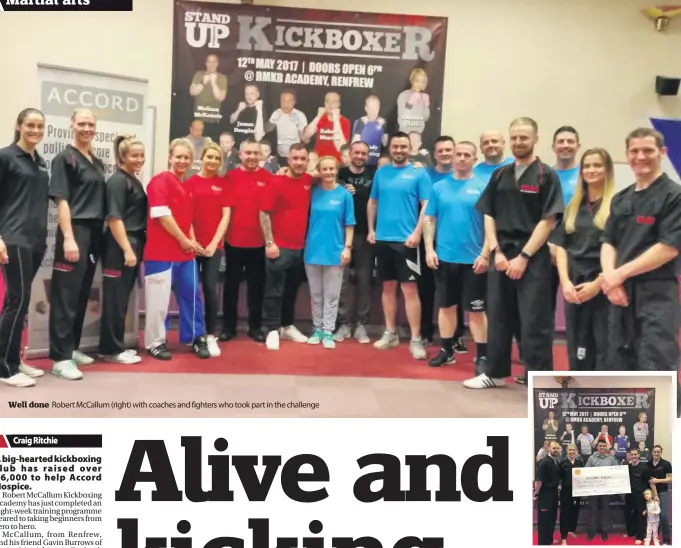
(423, 216), (436, 253)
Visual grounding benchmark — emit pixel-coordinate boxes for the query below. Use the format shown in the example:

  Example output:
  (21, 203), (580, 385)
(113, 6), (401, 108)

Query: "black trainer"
(148, 343), (171, 361)
(453, 337), (467, 354)
(192, 337), (211, 359)
(247, 329), (265, 343)
(218, 329), (237, 342)
(428, 348), (455, 367)
(422, 337), (434, 347)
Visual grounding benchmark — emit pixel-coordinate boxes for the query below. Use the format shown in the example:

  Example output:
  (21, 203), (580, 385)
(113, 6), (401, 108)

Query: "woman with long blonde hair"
(184, 142), (231, 357)
(143, 138), (211, 361)
(552, 148), (616, 370)
(558, 443), (583, 544)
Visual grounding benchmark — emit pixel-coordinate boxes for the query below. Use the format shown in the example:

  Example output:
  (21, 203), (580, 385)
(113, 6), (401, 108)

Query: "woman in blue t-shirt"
(304, 156), (356, 349)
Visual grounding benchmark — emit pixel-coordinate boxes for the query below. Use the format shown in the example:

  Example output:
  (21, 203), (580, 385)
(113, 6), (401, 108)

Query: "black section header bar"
(5, 434), (102, 448)
(0, 0), (133, 12)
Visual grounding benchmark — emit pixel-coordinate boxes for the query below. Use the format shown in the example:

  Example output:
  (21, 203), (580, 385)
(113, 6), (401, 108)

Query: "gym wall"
(1, 0), (680, 174)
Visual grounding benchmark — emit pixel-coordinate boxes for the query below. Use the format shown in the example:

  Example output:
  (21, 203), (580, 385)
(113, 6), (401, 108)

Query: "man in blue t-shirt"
(549, 126), (582, 315)
(424, 141), (489, 371)
(473, 130), (513, 183)
(352, 94), (387, 166)
(368, 131), (432, 360)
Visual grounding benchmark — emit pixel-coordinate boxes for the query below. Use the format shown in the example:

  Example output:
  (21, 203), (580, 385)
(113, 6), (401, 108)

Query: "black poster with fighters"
(533, 386), (656, 465)
(171, 1), (448, 170)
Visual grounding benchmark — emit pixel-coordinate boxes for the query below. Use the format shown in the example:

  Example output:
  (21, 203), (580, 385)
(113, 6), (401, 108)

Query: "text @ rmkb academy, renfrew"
(7, 400), (321, 411)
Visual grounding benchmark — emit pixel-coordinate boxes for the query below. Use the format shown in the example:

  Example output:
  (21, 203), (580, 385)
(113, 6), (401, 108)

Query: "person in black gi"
(600, 127), (681, 376)
(535, 440), (562, 545)
(647, 445), (672, 544)
(625, 448), (657, 542)
(98, 135), (148, 365)
(559, 444), (583, 543)
(552, 148), (616, 370)
(48, 108), (106, 381)
(465, 117), (564, 389)
(0, 108), (50, 388)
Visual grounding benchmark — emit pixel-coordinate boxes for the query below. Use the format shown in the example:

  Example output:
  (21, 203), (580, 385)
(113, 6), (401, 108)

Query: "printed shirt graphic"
(315, 115), (350, 161)
(556, 166), (580, 205)
(304, 185), (355, 266)
(352, 117), (386, 165)
(370, 164), (432, 242)
(191, 71), (228, 122)
(270, 109), (308, 157)
(425, 176), (486, 264)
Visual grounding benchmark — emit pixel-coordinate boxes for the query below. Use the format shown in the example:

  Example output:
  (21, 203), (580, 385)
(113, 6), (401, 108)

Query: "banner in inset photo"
(532, 387), (656, 463)
(171, 1), (448, 170)
(28, 64), (147, 358)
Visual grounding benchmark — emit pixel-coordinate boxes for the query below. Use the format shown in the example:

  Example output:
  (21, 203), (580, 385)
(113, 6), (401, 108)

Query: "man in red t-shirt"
(260, 143), (313, 350)
(302, 91), (350, 162)
(220, 139), (270, 343)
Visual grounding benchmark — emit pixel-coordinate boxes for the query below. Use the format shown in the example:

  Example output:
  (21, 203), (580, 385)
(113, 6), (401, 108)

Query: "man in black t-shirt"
(229, 84), (271, 146)
(534, 440), (561, 545)
(648, 444), (672, 543)
(601, 127), (681, 373)
(334, 141), (375, 344)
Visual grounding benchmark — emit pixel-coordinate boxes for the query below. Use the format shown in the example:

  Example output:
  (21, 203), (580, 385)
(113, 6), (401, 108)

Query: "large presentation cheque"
(572, 465), (631, 497)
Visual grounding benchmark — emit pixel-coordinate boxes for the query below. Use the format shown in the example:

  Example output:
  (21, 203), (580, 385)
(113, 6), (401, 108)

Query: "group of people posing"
(535, 438), (672, 545)
(0, 107), (680, 389)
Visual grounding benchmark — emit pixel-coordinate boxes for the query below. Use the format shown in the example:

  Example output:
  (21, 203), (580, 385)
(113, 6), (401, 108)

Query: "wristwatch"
(265, 241), (274, 248)
(520, 250), (532, 260)
(345, 244), (353, 250)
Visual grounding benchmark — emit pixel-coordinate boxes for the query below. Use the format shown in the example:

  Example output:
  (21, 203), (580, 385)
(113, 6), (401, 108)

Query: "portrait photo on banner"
(528, 372), (675, 546)
(170, 1), (448, 173)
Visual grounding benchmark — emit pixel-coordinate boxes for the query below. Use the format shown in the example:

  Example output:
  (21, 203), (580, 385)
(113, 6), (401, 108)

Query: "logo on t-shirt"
(211, 186), (222, 192)
(330, 199), (341, 205)
(520, 184), (539, 194)
(636, 215), (655, 225)
(257, 181), (266, 187)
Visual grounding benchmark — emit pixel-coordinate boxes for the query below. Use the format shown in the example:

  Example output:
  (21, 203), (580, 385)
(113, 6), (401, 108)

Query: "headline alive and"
(0, 419), (524, 546)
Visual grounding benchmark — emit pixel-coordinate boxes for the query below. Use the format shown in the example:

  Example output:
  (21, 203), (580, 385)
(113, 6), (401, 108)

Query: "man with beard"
(534, 440), (562, 545)
(548, 126), (582, 314)
(465, 118), (564, 389)
(218, 131), (239, 176)
(368, 131), (431, 359)
(220, 140), (270, 343)
(600, 127), (681, 374)
(335, 141), (374, 344)
(260, 143), (313, 351)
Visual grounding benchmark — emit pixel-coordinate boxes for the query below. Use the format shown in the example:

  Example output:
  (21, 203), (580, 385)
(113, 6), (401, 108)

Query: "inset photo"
(529, 372), (674, 546)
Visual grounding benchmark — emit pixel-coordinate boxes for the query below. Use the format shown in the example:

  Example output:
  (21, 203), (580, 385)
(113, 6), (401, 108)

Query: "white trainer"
(19, 363), (44, 377)
(206, 335), (221, 357)
(266, 330), (280, 350)
(53, 360), (83, 380)
(281, 325), (308, 343)
(0, 372), (36, 387)
(104, 352), (142, 364)
(72, 350), (94, 366)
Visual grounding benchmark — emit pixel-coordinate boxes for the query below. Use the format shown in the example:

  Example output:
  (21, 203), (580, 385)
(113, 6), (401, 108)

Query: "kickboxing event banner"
(532, 387), (656, 463)
(170, 1), (448, 162)
(0, 418), (523, 546)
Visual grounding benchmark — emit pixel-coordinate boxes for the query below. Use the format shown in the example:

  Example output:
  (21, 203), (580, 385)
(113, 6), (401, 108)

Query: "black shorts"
(435, 261), (487, 311)
(375, 241), (420, 283)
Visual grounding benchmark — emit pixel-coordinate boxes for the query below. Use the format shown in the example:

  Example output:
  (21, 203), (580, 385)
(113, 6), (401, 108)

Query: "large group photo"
(1, 0), (681, 419)
(530, 374), (675, 546)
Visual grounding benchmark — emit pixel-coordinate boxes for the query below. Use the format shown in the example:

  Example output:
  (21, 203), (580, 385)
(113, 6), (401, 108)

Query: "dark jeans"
(196, 252), (222, 335)
(337, 232), (373, 327)
(0, 245), (44, 378)
(262, 247), (303, 332)
(222, 244), (265, 333)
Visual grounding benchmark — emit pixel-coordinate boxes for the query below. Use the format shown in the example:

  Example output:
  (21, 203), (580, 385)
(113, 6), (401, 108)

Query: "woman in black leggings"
(559, 443), (583, 544)
(48, 108), (106, 381)
(0, 108), (50, 388)
(98, 135), (148, 364)
(184, 142), (231, 357)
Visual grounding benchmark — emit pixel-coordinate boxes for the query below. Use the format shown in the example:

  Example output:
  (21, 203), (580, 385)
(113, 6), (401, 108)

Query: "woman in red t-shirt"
(184, 143), (231, 357)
